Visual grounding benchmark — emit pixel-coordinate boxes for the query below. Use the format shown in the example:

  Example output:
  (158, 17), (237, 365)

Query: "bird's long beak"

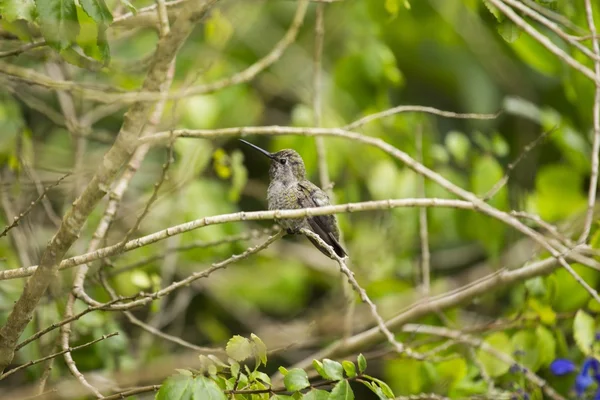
(239, 139), (275, 160)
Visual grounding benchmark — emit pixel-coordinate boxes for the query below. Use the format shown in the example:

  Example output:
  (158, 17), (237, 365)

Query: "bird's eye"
(279, 158), (287, 165)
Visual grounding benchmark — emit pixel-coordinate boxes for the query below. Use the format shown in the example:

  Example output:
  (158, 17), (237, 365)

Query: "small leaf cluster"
(156, 335), (395, 399)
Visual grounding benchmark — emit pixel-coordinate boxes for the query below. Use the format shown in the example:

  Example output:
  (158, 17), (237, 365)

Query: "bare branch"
(0, 173), (70, 239)
(579, 0), (600, 243)
(301, 228), (423, 359)
(0, 0), (218, 373)
(0, 332), (118, 381)
(0, 199), (475, 281)
(344, 106), (501, 131)
(400, 324), (565, 400)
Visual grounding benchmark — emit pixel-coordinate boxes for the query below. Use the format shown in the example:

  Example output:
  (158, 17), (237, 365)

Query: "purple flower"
(550, 358), (576, 375)
(575, 358), (600, 397)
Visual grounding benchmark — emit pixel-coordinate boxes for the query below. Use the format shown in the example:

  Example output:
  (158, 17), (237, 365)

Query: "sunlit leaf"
(226, 335), (253, 362)
(574, 310), (595, 355)
(0, 0), (35, 22)
(283, 368), (310, 391)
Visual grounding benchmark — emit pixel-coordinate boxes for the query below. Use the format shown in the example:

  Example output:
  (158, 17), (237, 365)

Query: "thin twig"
(75, 231), (285, 311)
(0, 0), (309, 104)
(0, 40), (45, 58)
(108, 227), (276, 276)
(487, 0), (599, 85)
(483, 127), (554, 201)
(416, 127), (430, 294)
(0, 332), (118, 380)
(115, 137), (175, 250)
(579, 0), (600, 243)
(102, 385), (161, 400)
(344, 106), (501, 131)
(16, 296), (136, 351)
(300, 228), (423, 359)
(60, 292), (104, 398)
(0, 199), (475, 281)
(0, 173), (70, 238)
(400, 324), (564, 400)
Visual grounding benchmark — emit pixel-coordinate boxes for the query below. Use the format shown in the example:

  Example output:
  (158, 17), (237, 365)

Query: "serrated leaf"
(226, 335), (253, 362)
(329, 380), (354, 400)
(283, 368), (310, 391)
(301, 389), (329, 400)
(357, 354), (367, 374)
(0, 0), (35, 22)
(322, 359), (344, 381)
(574, 310), (595, 355)
(35, 0), (80, 50)
(482, 0), (502, 21)
(342, 361), (356, 378)
(251, 333), (268, 366)
(80, 0), (112, 24)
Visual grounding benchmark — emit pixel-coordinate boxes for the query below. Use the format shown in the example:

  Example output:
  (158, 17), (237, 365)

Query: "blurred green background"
(1, 0), (599, 398)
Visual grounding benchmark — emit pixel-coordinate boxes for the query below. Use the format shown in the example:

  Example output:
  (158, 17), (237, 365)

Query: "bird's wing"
(297, 182), (346, 257)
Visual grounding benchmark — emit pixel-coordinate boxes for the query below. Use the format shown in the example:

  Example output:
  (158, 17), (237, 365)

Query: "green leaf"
(362, 381), (388, 400)
(445, 131), (470, 165)
(536, 325), (556, 368)
(278, 366), (289, 376)
(322, 359), (344, 381)
(497, 19), (521, 43)
(329, 380), (354, 400)
(574, 309), (595, 355)
(156, 375), (194, 400)
(342, 361), (356, 378)
(0, 0), (35, 22)
(301, 389), (329, 400)
(80, 0), (112, 24)
(476, 332), (513, 377)
(511, 330), (541, 371)
(283, 368), (310, 391)
(175, 369), (193, 377)
(192, 376), (227, 400)
(35, 0), (80, 50)
(533, 165), (587, 221)
(357, 354), (367, 374)
(251, 333), (267, 367)
(270, 396), (294, 400)
(312, 360), (326, 379)
(384, 0), (399, 17)
(226, 335), (253, 362)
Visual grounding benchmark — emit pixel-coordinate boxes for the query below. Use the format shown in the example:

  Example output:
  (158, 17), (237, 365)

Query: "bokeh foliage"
(0, 0), (599, 398)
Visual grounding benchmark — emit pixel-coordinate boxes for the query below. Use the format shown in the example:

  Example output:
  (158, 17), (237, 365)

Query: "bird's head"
(239, 140), (306, 181)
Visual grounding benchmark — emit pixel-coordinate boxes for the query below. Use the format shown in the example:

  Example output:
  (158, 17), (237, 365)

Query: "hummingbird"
(239, 139), (346, 259)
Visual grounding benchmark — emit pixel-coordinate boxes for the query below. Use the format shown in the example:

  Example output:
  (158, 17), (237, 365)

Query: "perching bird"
(239, 139), (346, 259)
